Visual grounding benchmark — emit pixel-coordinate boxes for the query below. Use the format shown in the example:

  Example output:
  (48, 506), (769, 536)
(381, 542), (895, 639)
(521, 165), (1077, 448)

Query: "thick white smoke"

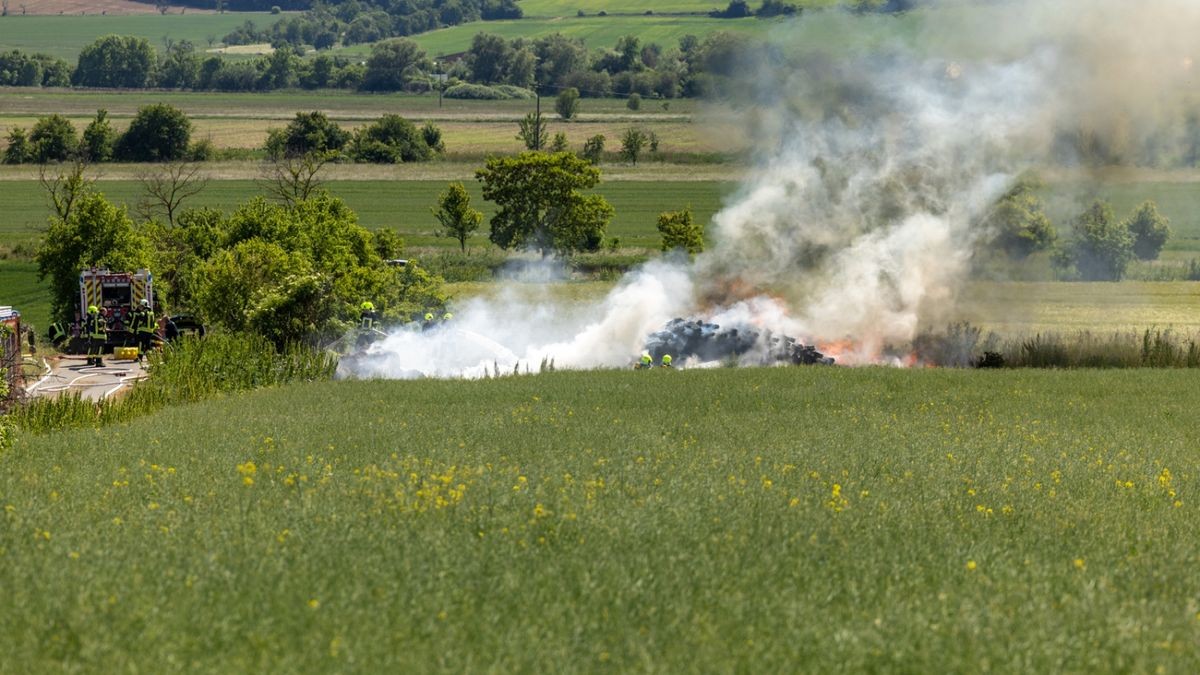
(342, 0), (1200, 378)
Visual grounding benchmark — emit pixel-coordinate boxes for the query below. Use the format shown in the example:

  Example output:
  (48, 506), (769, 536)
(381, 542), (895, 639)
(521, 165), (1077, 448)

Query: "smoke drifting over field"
(342, 0), (1200, 378)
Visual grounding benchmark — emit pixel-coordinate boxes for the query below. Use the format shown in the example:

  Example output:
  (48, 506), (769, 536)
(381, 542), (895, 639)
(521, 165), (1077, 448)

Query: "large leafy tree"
(73, 35), (156, 88)
(980, 176), (1056, 259)
(1124, 200), (1171, 261)
(360, 38), (428, 92)
(264, 111), (350, 159)
(476, 151), (614, 256)
(115, 104), (192, 162)
(36, 192), (153, 322)
(1062, 200), (1134, 281)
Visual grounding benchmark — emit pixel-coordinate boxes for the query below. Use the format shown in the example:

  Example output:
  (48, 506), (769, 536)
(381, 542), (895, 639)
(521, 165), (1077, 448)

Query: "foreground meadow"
(2, 367), (1199, 671)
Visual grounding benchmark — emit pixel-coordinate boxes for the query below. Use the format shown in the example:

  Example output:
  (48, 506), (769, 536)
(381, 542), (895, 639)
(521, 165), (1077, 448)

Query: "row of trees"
(3, 106), (198, 165)
(1, 107), (445, 165)
(3, 29), (760, 98)
(222, 0), (521, 49)
(265, 111), (443, 163)
(982, 177), (1172, 281)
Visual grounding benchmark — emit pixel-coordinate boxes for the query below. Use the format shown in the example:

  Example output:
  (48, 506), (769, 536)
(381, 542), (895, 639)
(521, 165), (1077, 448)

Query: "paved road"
(25, 355), (148, 402)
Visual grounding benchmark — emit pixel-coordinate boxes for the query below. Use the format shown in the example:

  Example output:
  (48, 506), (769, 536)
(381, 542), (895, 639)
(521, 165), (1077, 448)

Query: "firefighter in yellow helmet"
(637, 353), (653, 370)
(83, 305), (107, 367)
(422, 312), (436, 331)
(129, 298), (157, 363)
(360, 301), (379, 330)
(660, 354), (673, 368)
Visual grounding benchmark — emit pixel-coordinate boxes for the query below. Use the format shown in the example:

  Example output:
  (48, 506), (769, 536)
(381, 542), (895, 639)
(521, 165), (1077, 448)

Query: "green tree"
(981, 177), (1056, 259)
(421, 122), (445, 154)
(550, 132), (569, 152)
(115, 104), (192, 162)
(476, 151), (614, 256)
(555, 87), (580, 120)
(73, 35), (156, 88)
(351, 114), (434, 163)
(657, 207), (704, 254)
(517, 111), (548, 151)
(264, 111), (350, 159)
(620, 127), (648, 165)
(1124, 200), (1170, 261)
(1064, 200), (1134, 281)
(36, 192), (153, 322)
(360, 38), (428, 92)
(158, 40), (201, 89)
(81, 109), (116, 162)
(3, 127), (31, 164)
(433, 181), (483, 252)
(29, 114), (78, 163)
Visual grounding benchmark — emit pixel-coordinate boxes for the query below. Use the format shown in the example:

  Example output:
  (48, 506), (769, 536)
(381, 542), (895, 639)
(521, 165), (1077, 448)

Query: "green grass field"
(4, 367), (1200, 671)
(0, 178), (733, 249)
(358, 15), (776, 58)
(0, 12), (288, 61)
(518, 0), (843, 13)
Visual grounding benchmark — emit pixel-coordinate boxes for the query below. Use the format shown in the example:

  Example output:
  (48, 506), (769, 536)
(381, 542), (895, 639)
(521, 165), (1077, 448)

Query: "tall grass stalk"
(12, 334), (336, 435)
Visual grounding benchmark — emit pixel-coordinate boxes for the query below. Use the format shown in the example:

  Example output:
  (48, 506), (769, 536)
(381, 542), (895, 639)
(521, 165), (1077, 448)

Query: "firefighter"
(660, 354), (673, 368)
(129, 298), (156, 363)
(360, 301), (380, 331)
(83, 305), (106, 367)
(637, 353), (653, 370)
(442, 312), (453, 322)
(422, 312), (436, 331)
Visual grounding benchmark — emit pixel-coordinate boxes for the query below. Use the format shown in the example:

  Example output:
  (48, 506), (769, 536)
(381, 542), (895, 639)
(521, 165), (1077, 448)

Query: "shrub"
(580, 134), (605, 163)
(81, 109), (116, 162)
(1125, 200), (1170, 261)
(29, 114), (78, 163)
(626, 93), (642, 111)
(1066, 200), (1134, 281)
(350, 114), (433, 163)
(2, 128), (31, 164)
(555, 87), (580, 120)
(657, 207), (704, 254)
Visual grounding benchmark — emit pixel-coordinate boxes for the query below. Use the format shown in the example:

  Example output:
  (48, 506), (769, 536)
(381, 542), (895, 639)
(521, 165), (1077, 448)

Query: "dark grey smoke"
(643, 318), (834, 366)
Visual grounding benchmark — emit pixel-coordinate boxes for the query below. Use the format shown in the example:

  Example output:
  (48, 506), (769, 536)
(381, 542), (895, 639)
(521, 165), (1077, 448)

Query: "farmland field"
(4, 368), (1200, 671)
(0, 12), (288, 61)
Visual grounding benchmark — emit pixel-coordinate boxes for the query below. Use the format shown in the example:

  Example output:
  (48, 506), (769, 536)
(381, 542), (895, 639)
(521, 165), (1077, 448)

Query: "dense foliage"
(477, 151), (614, 256)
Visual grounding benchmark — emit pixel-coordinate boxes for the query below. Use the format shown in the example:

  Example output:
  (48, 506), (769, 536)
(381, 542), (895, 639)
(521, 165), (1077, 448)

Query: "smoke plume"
(341, 0), (1200, 378)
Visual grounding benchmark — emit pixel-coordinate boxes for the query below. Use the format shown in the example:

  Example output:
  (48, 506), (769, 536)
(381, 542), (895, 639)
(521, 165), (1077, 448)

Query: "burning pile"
(642, 318), (834, 367)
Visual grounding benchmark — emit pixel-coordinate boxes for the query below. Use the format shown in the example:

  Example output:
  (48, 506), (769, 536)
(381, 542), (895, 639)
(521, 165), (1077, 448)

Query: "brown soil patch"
(9, 1), (208, 15)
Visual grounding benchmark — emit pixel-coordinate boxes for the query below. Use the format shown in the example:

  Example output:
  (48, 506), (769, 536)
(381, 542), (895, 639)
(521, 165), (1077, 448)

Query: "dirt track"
(25, 355), (147, 401)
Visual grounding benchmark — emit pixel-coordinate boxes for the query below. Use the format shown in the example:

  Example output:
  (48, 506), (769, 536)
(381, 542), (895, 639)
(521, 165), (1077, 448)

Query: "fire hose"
(26, 363), (149, 400)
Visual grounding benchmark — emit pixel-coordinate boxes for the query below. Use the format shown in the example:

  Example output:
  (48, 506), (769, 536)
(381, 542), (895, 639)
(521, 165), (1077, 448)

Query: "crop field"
(0, 88), (703, 119)
(0, 12), (287, 61)
(517, 0), (842, 16)
(3, 367), (1200, 671)
(360, 15), (777, 59)
(0, 178), (734, 249)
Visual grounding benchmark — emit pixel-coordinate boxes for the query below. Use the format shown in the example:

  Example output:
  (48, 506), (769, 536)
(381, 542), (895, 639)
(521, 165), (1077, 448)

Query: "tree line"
(0, 29), (765, 98)
(1, 106), (445, 165)
(982, 176), (1171, 281)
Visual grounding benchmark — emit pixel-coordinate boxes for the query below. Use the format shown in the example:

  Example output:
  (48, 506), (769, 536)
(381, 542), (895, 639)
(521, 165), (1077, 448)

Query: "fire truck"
(49, 268), (155, 354)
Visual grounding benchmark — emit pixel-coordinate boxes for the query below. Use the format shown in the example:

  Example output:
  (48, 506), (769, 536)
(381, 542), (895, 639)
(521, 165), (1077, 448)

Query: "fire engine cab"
(49, 268), (155, 354)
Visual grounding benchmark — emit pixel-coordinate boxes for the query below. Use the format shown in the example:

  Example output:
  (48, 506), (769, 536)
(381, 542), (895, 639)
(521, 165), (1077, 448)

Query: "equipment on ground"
(48, 268), (190, 355)
(643, 318), (835, 367)
(1, 306), (22, 394)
